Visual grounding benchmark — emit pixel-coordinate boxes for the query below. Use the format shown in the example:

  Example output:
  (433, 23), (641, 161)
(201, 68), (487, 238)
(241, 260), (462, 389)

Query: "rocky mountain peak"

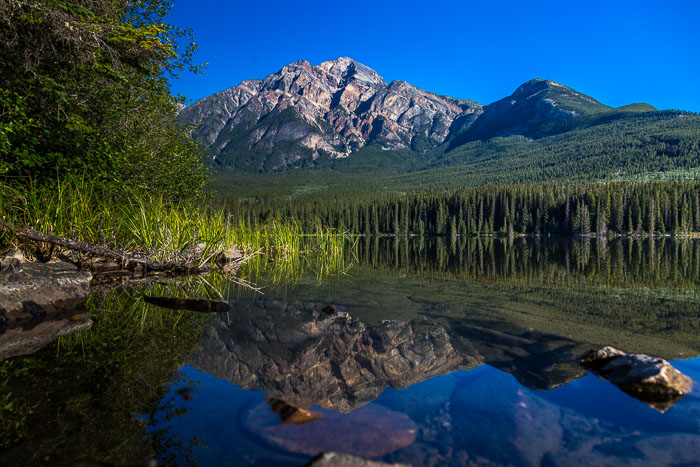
(318, 57), (385, 86)
(514, 78), (556, 95)
(179, 57), (483, 170)
(509, 78), (608, 112)
(450, 77), (611, 144)
(179, 60), (628, 172)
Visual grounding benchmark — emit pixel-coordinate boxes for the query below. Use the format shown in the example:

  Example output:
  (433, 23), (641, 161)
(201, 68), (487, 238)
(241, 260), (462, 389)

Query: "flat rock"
(0, 311), (92, 359)
(244, 401), (417, 457)
(306, 452), (410, 467)
(0, 262), (92, 326)
(579, 346), (694, 411)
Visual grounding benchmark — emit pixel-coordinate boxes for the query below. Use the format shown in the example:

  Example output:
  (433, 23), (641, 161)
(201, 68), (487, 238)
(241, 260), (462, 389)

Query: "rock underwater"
(579, 346), (694, 411)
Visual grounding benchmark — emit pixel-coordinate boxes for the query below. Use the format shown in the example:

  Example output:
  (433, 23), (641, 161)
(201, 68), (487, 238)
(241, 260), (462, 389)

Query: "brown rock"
(267, 398), (323, 425)
(244, 402), (417, 457)
(579, 346), (694, 411)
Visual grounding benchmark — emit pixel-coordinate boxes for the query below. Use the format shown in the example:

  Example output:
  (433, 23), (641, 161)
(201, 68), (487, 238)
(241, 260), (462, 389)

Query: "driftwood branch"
(0, 222), (209, 274)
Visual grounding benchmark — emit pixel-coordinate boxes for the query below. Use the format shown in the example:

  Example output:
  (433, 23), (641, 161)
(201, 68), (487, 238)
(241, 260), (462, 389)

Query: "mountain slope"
(182, 57), (699, 182)
(448, 79), (611, 147)
(179, 57), (481, 171)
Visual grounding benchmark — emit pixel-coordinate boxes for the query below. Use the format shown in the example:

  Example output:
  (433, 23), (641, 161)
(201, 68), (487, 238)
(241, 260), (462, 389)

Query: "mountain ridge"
(179, 57), (671, 173)
(179, 57), (483, 170)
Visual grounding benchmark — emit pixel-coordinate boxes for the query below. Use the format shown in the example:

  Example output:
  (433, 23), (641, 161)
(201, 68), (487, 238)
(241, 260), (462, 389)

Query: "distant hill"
(180, 57), (700, 188)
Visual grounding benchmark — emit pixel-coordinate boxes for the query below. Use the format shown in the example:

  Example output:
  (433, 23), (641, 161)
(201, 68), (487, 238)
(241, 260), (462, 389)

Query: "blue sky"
(167, 0), (700, 111)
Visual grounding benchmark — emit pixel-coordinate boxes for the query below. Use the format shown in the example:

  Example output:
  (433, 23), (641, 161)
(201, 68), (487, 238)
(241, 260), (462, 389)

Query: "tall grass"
(0, 179), (348, 270)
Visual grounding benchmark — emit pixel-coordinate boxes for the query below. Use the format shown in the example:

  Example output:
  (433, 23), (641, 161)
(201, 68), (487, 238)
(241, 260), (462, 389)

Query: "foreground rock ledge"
(579, 346), (694, 411)
(0, 261), (92, 325)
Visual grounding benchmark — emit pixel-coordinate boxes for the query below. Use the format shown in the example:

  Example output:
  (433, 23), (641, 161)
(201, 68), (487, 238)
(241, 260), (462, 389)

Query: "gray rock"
(0, 262), (92, 325)
(306, 452), (409, 467)
(0, 248), (25, 273)
(579, 346), (694, 411)
(0, 312), (92, 359)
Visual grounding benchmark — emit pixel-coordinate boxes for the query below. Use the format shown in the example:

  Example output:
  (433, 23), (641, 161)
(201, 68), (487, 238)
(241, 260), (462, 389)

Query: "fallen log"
(0, 222), (225, 275)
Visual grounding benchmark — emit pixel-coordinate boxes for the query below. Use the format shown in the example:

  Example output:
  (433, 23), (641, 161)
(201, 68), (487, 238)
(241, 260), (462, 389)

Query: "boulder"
(579, 347), (694, 411)
(1, 261), (92, 326)
(306, 452), (410, 467)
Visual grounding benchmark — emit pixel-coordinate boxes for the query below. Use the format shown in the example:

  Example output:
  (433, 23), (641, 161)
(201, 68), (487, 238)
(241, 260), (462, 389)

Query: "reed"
(0, 179), (348, 270)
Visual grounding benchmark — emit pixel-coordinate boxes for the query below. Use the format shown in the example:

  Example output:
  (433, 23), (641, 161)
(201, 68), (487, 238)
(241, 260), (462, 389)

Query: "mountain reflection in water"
(165, 237), (699, 465)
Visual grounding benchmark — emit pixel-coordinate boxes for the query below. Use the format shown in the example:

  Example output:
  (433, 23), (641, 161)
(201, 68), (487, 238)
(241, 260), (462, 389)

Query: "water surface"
(1, 237), (699, 466)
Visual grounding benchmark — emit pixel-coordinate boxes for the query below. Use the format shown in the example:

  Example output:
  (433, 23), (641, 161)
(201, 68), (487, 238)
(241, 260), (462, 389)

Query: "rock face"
(579, 346), (694, 411)
(179, 57), (482, 170)
(0, 261), (92, 326)
(179, 58), (626, 171)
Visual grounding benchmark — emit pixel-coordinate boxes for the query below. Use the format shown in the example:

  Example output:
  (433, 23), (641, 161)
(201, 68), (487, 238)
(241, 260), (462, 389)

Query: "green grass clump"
(0, 179), (348, 269)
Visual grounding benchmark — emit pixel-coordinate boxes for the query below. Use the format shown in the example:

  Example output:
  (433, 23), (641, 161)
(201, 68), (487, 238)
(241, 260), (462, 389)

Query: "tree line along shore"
(229, 181), (700, 238)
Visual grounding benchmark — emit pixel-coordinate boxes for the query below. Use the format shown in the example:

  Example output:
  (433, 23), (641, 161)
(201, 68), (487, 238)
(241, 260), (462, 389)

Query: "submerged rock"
(267, 397), (324, 425)
(244, 402), (417, 457)
(306, 452), (410, 467)
(0, 261), (92, 324)
(579, 346), (694, 411)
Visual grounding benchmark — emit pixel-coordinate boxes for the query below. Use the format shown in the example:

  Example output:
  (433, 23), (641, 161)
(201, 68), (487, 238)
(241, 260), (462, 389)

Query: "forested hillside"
(208, 110), (700, 199)
(228, 181), (700, 237)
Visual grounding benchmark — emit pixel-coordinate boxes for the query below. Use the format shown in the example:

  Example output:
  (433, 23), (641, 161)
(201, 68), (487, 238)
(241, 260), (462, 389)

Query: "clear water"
(1, 237), (699, 466)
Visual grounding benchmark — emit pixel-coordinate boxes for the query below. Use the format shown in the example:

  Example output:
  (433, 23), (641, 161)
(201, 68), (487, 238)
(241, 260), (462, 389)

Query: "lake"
(1, 237), (699, 466)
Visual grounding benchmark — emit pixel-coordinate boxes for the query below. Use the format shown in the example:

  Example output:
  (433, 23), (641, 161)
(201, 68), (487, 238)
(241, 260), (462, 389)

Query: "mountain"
(181, 57), (700, 182)
(179, 57), (481, 171)
(448, 78), (611, 147)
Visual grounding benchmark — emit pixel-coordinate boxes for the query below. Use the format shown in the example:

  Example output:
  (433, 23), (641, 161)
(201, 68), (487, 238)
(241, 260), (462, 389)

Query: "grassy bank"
(0, 180), (347, 269)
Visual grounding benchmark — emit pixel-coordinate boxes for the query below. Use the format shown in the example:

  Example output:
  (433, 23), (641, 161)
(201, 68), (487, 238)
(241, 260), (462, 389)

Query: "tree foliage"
(230, 181), (700, 237)
(0, 0), (206, 198)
